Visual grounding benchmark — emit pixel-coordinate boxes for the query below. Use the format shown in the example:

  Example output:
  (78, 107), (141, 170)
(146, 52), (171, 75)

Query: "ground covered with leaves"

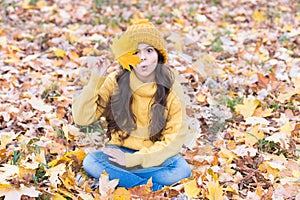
(1, 0), (300, 199)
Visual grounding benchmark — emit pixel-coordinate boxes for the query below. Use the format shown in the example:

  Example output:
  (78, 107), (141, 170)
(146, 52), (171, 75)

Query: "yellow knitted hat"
(125, 19), (168, 63)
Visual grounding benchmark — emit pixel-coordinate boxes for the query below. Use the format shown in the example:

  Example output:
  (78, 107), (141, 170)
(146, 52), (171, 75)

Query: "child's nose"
(138, 51), (146, 61)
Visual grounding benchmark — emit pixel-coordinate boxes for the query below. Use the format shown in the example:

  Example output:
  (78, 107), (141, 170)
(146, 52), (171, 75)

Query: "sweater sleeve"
(72, 71), (118, 126)
(124, 81), (188, 168)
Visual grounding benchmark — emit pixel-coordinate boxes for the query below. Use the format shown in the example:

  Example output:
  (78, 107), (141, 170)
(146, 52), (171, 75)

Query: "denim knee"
(155, 160), (191, 186)
(82, 153), (93, 170)
(82, 152), (106, 179)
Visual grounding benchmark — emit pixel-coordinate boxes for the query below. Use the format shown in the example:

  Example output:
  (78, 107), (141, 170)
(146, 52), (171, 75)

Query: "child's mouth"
(141, 65), (147, 70)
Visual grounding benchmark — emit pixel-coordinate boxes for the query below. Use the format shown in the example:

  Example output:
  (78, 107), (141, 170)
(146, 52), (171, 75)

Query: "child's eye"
(147, 48), (154, 53)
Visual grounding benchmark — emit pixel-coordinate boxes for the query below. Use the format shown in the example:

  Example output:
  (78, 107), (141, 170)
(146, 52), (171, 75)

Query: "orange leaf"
(117, 51), (141, 71)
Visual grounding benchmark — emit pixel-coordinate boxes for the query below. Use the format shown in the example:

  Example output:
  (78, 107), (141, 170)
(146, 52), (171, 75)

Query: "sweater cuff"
(87, 72), (106, 90)
(125, 152), (143, 168)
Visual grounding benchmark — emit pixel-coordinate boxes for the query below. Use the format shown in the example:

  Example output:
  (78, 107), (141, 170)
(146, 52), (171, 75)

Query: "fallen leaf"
(99, 171), (119, 197)
(206, 178), (223, 200)
(28, 97), (54, 112)
(235, 98), (260, 119)
(54, 48), (66, 58)
(184, 179), (200, 199)
(252, 10), (266, 22)
(0, 184), (41, 200)
(245, 125), (265, 147)
(113, 187), (131, 200)
(45, 163), (66, 188)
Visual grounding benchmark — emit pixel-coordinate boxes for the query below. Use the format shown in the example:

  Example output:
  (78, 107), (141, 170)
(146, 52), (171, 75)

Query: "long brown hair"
(97, 50), (174, 143)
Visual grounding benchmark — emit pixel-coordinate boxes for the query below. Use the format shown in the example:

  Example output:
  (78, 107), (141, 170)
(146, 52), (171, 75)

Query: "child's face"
(134, 43), (158, 83)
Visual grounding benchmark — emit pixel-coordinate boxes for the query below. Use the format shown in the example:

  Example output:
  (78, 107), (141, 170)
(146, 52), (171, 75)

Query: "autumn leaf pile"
(1, 0), (300, 199)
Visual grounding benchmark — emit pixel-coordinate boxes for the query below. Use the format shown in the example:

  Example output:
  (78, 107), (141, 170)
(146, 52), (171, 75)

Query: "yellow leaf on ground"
(196, 93), (206, 103)
(280, 121), (293, 134)
(9, 45), (24, 52)
(57, 188), (77, 199)
(252, 10), (266, 22)
(113, 187), (131, 200)
(218, 147), (236, 164)
(22, 0), (35, 9)
(0, 132), (19, 149)
(277, 88), (297, 103)
(54, 48), (66, 58)
(48, 149), (86, 167)
(245, 125), (265, 147)
(69, 51), (79, 61)
(253, 107), (273, 117)
(235, 99), (260, 119)
(36, 0), (45, 9)
(259, 162), (281, 178)
(52, 193), (66, 200)
(206, 180), (223, 200)
(184, 179), (200, 199)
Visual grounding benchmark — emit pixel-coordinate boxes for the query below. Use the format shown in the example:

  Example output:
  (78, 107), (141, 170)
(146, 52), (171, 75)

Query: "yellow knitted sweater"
(72, 70), (188, 168)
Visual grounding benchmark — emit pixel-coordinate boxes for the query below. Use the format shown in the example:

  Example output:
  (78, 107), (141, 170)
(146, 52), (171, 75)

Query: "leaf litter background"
(0, 0), (300, 199)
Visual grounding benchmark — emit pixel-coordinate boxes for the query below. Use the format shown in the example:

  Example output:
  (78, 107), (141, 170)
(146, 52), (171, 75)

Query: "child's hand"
(88, 55), (109, 76)
(102, 147), (126, 166)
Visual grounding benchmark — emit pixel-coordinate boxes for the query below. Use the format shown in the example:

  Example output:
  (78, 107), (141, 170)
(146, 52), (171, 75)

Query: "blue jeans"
(82, 145), (191, 191)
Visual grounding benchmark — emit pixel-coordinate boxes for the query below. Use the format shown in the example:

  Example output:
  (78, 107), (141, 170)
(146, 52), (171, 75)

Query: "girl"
(72, 19), (191, 191)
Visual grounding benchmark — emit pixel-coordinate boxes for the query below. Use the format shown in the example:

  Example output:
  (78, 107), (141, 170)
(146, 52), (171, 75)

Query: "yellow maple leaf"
(280, 121), (292, 134)
(0, 132), (19, 149)
(235, 99), (260, 119)
(218, 147), (236, 164)
(253, 107), (273, 117)
(184, 179), (200, 199)
(206, 172), (223, 200)
(110, 34), (141, 70)
(117, 51), (141, 71)
(54, 48), (66, 58)
(259, 161), (282, 178)
(48, 149), (86, 167)
(252, 10), (266, 22)
(245, 125), (265, 147)
(113, 187), (131, 200)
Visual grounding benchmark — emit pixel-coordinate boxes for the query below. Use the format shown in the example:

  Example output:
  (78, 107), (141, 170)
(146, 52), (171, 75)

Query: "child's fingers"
(106, 65), (120, 74)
